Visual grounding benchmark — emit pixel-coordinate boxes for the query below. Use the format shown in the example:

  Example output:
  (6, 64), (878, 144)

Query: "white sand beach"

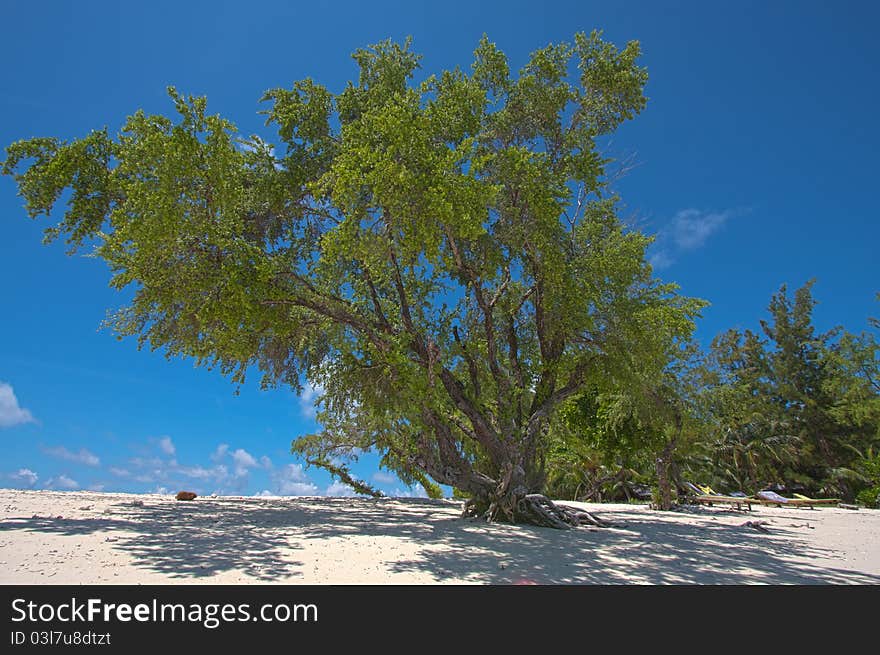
(1, 489), (878, 584)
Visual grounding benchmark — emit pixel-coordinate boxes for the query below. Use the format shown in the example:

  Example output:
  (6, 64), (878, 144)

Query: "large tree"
(2, 33), (703, 527)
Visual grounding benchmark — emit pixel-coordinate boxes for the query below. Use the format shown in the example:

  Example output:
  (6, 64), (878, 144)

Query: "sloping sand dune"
(1, 489), (878, 584)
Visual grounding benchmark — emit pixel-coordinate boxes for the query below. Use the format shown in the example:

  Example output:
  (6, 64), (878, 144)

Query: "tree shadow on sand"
(0, 500), (305, 580)
(1, 497), (877, 584)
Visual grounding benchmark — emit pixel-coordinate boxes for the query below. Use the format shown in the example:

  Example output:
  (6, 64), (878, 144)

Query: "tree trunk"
(654, 439), (677, 511)
(420, 410), (616, 529)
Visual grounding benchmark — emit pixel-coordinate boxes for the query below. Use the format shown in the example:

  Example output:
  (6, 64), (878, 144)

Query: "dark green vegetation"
(3, 34), (878, 526)
(546, 281), (880, 509)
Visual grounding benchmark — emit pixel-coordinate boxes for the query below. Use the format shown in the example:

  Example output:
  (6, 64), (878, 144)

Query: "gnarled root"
(516, 494), (572, 529)
(521, 495), (619, 529)
(462, 493), (618, 529)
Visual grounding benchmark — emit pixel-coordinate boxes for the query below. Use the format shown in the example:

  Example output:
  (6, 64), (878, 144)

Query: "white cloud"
(281, 482), (319, 495)
(649, 208), (740, 269)
(101, 437), (277, 495)
(87, 483), (105, 492)
(176, 464), (218, 480)
(157, 436), (176, 456)
(211, 444), (229, 462)
(278, 463), (309, 481)
(670, 209), (734, 250)
(372, 471), (398, 485)
(325, 481), (357, 497)
(648, 249), (674, 271)
(299, 383), (325, 419)
(42, 445), (100, 467)
(128, 456), (164, 469)
(231, 448), (258, 476)
(390, 484), (429, 498)
(46, 474), (79, 490)
(10, 468), (38, 487)
(272, 463), (318, 496)
(0, 382), (35, 428)
(121, 438), (271, 494)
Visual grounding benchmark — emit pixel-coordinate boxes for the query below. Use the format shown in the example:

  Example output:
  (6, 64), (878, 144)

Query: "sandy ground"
(0, 488), (878, 584)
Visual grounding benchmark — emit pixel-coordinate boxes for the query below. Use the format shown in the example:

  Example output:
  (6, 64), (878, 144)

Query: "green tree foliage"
(853, 448), (880, 508)
(546, 389), (660, 503)
(547, 284), (879, 507)
(694, 282), (879, 499)
(2, 34), (704, 525)
(546, 342), (700, 509)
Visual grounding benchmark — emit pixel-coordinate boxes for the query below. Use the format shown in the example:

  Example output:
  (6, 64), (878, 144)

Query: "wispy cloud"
(372, 471), (398, 485)
(9, 468), (38, 487)
(278, 482), (319, 496)
(0, 382), (35, 428)
(113, 439), (292, 495)
(325, 481), (357, 497)
(17, 432), (311, 496)
(299, 383), (325, 419)
(210, 444), (229, 463)
(118, 439), (247, 493)
(46, 474), (79, 490)
(390, 484), (429, 498)
(670, 208), (733, 250)
(650, 208), (742, 269)
(156, 436), (176, 456)
(230, 448), (258, 476)
(174, 464), (219, 480)
(272, 463), (318, 496)
(42, 445), (101, 467)
(648, 249), (675, 270)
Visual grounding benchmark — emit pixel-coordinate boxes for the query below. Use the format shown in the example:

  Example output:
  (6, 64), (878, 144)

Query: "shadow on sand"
(1, 497), (877, 584)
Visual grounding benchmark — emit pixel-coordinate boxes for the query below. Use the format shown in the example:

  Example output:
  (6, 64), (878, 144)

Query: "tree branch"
(453, 325), (481, 398)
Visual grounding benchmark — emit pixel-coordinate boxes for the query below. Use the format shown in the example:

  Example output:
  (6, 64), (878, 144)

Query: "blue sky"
(1, 1), (877, 496)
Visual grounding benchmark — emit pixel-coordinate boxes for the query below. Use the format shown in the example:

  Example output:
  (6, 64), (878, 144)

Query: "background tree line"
(545, 281), (880, 507)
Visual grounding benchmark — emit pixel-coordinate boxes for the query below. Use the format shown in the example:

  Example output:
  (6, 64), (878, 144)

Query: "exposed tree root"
(462, 494), (618, 529)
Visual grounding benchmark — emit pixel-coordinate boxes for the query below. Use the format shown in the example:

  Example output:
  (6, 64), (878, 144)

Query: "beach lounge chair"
(792, 493), (840, 506)
(682, 481), (706, 496)
(754, 490), (839, 509)
(699, 484), (751, 498)
(683, 482), (753, 511)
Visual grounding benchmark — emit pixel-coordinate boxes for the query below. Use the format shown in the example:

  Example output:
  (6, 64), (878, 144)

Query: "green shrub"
(856, 487), (880, 508)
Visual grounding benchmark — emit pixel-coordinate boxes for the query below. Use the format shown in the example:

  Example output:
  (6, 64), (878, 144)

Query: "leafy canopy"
(3, 33), (704, 503)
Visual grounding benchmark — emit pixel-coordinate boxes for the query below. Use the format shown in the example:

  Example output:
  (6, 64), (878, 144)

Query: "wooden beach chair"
(682, 481), (706, 497)
(692, 494), (753, 511)
(792, 493), (840, 506)
(754, 490), (839, 509)
(683, 482), (753, 511)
